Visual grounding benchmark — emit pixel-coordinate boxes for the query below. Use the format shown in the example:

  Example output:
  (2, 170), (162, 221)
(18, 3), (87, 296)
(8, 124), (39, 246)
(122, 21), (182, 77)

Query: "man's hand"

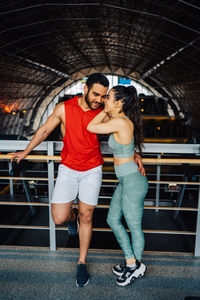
(8, 151), (27, 164)
(134, 153), (146, 176)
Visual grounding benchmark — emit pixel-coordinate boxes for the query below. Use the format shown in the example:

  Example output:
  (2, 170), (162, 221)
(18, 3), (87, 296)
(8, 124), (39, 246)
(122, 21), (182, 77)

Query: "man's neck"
(78, 96), (91, 112)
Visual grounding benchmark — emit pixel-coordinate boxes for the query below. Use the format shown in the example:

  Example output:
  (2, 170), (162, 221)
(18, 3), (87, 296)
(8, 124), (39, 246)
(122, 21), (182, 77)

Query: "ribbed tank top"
(108, 115), (134, 158)
(108, 134), (134, 158)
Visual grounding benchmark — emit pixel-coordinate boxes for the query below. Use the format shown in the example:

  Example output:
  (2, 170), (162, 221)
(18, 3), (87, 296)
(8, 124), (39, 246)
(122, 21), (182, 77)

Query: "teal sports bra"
(108, 134), (134, 158)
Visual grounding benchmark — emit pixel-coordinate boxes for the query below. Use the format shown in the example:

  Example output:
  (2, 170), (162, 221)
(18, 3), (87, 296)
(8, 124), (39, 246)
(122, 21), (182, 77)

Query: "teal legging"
(107, 172), (148, 261)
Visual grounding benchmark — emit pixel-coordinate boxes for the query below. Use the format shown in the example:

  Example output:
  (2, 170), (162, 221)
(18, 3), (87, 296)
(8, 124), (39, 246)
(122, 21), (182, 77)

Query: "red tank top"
(61, 96), (104, 171)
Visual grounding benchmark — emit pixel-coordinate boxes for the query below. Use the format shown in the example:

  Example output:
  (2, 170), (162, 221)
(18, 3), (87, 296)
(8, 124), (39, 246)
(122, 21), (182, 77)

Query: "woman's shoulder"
(117, 117), (134, 137)
(117, 116), (133, 127)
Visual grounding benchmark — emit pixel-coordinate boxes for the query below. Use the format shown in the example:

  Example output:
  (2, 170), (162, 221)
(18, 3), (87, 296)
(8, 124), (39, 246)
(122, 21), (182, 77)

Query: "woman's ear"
(115, 100), (123, 109)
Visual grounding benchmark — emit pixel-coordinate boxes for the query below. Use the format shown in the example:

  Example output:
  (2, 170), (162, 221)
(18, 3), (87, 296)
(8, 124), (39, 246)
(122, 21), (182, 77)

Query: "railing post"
(47, 141), (56, 251)
(8, 161), (14, 200)
(194, 182), (200, 256)
(155, 154), (161, 212)
(173, 173), (188, 220)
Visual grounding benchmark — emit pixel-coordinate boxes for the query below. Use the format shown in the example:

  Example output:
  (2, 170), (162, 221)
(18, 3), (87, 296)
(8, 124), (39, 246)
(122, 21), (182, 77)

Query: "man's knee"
(79, 210), (93, 225)
(51, 205), (71, 225)
(52, 214), (68, 225)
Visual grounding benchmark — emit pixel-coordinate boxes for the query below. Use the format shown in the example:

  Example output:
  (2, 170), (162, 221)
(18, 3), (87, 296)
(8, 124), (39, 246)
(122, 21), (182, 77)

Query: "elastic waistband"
(114, 161), (138, 178)
(114, 152), (134, 159)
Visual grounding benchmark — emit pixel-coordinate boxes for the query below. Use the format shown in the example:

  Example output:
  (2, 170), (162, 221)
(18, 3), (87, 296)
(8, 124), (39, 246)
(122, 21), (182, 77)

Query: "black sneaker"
(116, 262), (146, 286)
(67, 208), (79, 236)
(112, 262), (126, 276)
(76, 264), (89, 287)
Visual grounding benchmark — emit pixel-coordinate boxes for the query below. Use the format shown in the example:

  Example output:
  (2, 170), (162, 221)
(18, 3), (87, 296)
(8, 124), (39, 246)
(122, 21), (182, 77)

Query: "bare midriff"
(113, 156), (134, 166)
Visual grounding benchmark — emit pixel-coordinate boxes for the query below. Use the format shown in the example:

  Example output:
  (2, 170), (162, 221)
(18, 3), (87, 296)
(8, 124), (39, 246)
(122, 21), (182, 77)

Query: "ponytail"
(112, 85), (144, 154)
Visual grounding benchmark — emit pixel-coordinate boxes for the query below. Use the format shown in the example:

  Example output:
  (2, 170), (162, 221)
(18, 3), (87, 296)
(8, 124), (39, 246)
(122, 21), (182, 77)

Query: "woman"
(87, 85), (148, 287)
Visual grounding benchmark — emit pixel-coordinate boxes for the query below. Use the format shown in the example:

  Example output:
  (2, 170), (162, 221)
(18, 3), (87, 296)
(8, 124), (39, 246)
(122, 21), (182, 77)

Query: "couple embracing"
(10, 73), (148, 287)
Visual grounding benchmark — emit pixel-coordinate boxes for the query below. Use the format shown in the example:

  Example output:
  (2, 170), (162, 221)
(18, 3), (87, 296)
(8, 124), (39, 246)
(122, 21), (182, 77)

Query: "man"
(9, 73), (145, 287)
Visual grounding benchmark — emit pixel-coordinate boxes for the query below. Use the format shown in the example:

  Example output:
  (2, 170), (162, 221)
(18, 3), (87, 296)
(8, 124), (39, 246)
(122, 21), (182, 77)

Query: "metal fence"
(0, 140), (200, 255)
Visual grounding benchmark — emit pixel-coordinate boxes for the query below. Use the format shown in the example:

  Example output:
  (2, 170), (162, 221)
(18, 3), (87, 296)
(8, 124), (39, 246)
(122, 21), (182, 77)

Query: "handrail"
(0, 154), (61, 161)
(1, 154), (200, 165)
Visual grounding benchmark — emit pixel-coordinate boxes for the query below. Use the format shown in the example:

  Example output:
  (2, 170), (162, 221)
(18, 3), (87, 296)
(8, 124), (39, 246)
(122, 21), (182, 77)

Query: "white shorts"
(51, 164), (102, 206)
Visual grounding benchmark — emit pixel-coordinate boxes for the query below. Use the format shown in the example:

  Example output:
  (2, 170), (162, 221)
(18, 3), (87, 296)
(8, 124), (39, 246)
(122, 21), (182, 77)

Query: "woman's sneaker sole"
(112, 266), (124, 276)
(116, 263), (146, 287)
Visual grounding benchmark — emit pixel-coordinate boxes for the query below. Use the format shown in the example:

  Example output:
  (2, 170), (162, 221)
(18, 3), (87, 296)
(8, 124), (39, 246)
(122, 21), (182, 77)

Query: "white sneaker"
(116, 262), (146, 287)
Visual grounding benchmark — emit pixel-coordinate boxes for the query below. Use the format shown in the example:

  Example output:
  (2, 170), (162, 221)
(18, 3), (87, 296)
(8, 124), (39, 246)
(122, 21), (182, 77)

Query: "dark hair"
(86, 73), (109, 90)
(112, 85), (144, 154)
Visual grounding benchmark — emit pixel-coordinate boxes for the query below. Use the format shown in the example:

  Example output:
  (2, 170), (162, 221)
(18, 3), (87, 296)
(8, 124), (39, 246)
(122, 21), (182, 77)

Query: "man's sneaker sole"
(76, 263), (89, 287)
(67, 208), (79, 235)
(76, 278), (89, 287)
(116, 263), (146, 287)
(70, 219), (79, 235)
(75, 217), (79, 234)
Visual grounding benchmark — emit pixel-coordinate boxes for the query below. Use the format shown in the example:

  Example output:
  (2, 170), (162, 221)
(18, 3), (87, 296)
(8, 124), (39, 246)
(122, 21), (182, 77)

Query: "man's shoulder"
(64, 96), (78, 106)
(53, 102), (65, 117)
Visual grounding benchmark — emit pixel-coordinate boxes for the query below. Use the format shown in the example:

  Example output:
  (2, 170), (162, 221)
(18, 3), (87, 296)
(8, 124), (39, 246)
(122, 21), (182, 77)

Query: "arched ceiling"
(0, 0), (200, 136)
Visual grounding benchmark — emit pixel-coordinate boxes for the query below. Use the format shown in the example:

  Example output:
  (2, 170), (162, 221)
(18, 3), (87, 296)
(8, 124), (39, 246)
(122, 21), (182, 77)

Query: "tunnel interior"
(0, 0), (200, 140)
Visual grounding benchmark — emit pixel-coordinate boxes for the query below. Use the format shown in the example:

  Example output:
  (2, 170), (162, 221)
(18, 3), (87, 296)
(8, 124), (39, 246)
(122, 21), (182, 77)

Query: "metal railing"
(0, 140), (200, 255)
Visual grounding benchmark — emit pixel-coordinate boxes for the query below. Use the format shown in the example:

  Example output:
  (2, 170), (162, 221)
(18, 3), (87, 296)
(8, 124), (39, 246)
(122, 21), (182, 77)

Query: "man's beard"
(85, 92), (93, 110)
(85, 92), (104, 110)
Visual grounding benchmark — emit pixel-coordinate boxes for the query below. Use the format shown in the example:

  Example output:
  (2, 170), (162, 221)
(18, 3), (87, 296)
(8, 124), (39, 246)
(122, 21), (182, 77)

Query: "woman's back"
(108, 133), (134, 158)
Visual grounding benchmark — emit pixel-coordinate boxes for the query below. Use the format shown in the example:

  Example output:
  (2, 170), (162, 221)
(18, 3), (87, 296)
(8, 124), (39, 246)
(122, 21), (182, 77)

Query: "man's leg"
(76, 165), (102, 286)
(51, 164), (79, 226)
(78, 200), (95, 263)
(76, 200), (95, 287)
(52, 202), (73, 225)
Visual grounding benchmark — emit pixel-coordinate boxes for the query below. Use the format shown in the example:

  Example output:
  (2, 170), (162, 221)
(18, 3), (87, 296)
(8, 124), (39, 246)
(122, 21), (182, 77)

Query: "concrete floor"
(0, 246), (200, 300)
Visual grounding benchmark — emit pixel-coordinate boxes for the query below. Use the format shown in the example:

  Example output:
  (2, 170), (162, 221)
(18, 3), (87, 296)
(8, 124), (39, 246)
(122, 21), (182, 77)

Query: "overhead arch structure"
(0, 0), (200, 137)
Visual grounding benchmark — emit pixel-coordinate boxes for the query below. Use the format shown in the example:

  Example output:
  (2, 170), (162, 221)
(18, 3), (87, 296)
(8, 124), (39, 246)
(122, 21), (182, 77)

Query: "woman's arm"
(87, 110), (124, 134)
(102, 113), (111, 123)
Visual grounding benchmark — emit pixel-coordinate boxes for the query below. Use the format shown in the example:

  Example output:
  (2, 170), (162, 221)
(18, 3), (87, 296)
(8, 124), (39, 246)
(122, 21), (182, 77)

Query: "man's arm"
(9, 103), (64, 164)
(134, 152), (146, 176)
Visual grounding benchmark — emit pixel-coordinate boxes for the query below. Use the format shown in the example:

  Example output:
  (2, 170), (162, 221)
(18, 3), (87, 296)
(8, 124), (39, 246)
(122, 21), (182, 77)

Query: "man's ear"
(84, 85), (88, 95)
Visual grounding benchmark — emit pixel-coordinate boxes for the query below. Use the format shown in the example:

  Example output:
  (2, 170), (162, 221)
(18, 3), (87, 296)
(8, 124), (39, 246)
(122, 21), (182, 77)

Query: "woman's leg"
(107, 180), (135, 259)
(122, 173), (148, 261)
